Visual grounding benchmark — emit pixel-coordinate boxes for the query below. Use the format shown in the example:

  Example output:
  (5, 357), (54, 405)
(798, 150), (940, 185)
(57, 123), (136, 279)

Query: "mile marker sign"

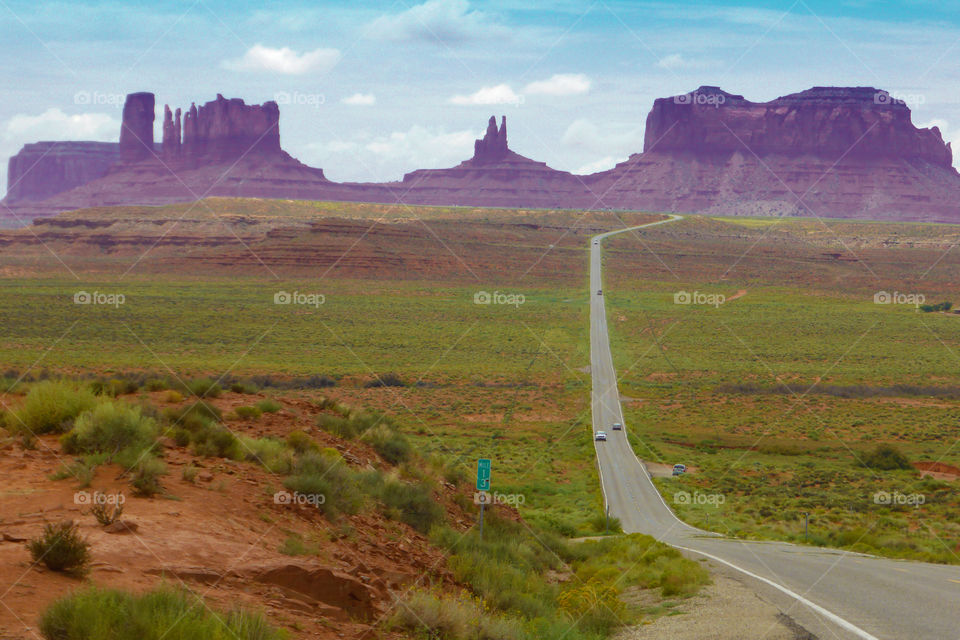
(476, 459), (491, 492)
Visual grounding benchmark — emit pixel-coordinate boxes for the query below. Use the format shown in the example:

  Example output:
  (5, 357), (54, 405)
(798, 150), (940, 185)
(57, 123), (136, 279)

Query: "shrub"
(164, 401), (221, 430)
(255, 399), (282, 414)
(286, 430), (318, 454)
(379, 480), (443, 534)
(90, 378), (139, 397)
(279, 535), (319, 556)
(89, 500), (124, 526)
(364, 373), (405, 388)
(164, 390), (184, 403)
(131, 457), (166, 497)
(185, 378), (222, 399)
(39, 586), (288, 640)
(390, 590), (525, 640)
(143, 378), (168, 392)
(27, 521), (91, 576)
(6, 381), (96, 435)
(182, 463), (198, 483)
(283, 451), (363, 517)
(361, 424), (412, 465)
(238, 436), (293, 474)
(234, 405), (262, 420)
(861, 444), (912, 470)
(230, 381), (258, 394)
(60, 402), (158, 460)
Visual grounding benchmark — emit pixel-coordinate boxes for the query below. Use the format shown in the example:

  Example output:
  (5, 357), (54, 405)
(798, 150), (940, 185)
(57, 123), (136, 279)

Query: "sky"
(3, 0), (960, 196)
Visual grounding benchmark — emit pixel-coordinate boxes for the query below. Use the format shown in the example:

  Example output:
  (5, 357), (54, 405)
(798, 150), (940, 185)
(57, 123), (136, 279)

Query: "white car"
(612, 422), (622, 430)
(595, 431), (607, 441)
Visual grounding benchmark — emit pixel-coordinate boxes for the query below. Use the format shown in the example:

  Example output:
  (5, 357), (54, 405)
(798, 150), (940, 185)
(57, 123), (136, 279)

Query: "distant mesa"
(643, 85), (952, 166)
(4, 86), (960, 224)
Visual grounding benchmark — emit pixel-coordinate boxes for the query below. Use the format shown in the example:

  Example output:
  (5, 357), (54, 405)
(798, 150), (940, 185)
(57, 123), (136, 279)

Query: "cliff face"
(173, 94), (282, 163)
(644, 86), (952, 166)
(5, 142), (120, 204)
(119, 92), (155, 163)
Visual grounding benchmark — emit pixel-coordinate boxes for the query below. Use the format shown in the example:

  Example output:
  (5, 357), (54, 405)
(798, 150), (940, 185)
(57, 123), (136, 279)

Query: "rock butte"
(4, 86), (960, 224)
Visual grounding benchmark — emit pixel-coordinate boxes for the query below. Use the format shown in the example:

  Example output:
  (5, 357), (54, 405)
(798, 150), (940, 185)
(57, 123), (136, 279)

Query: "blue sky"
(3, 0), (960, 196)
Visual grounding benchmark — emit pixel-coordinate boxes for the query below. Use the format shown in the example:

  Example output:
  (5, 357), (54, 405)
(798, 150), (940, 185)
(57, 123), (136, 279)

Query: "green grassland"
(603, 215), (960, 563)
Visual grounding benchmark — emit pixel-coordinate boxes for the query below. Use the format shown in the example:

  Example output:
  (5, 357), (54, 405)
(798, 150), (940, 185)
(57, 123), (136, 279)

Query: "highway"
(589, 216), (960, 640)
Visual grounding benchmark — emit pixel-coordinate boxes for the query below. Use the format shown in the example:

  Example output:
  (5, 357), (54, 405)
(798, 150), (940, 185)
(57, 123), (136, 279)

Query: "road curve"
(590, 216), (960, 640)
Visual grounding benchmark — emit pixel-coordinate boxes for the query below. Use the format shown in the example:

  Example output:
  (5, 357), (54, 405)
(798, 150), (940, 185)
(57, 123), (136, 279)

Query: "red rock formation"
(472, 115), (508, 164)
(179, 94), (282, 163)
(162, 105), (181, 159)
(118, 92), (155, 163)
(4, 142), (120, 204)
(644, 86), (951, 165)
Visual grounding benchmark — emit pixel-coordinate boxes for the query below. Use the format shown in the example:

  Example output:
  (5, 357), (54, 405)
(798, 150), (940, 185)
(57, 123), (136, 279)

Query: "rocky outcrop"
(174, 94), (282, 163)
(472, 115), (508, 164)
(644, 86), (952, 165)
(162, 105), (181, 159)
(4, 142), (120, 204)
(119, 92), (155, 163)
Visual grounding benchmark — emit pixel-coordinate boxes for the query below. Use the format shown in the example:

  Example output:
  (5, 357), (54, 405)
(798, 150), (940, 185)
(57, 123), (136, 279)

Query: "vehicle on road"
(597, 289), (602, 295)
(612, 422), (622, 430)
(593, 239), (599, 245)
(595, 431), (607, 441)
(672, 463), (686, 476)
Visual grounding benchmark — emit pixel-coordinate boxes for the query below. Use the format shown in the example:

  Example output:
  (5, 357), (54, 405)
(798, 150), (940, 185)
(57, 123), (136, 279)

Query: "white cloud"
(366, 0), (508, 44)
(223, 44), (341, 75)
(4, 108), (118, 140)
(449, 84), (523, 106)
(560, 118), (643, 175)
(657, 54), (687, 70)
(342, 93), (376, 106)
(524, 74), (591, 96)
(574, 156), (622, 175)
(302, 125), (480, 182)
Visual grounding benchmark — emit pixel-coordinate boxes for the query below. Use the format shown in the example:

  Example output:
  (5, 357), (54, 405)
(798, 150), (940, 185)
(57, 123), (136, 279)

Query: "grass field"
(603, 215), (960, 563)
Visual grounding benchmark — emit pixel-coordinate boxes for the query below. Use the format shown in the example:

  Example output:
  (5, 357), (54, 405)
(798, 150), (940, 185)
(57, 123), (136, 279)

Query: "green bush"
(390, 590), (525, 640)
(39, 586), (287, 640)
(90, 378), (139, 397)
(27, 521), (91, 576)
(185, 378), (222, 399)
(364, 373), (405, 388)
(861, 444), (912, 470)
(131, 457), (167, 497)
(238, 436), (293, 474)
(60, 402), (158, 460)
(234, 405), (262, 420)
(6, 381), (97, 435)
(163, 401), (221, 429)
(230, 381), (258, 394)
(361, 424), (412, 464)
(379, 480), (443, 534)
(255, 399), (282, 414)
(286, 430), (318, 454)
(283, 451), (363, 518)
(143, 378), (168, 392)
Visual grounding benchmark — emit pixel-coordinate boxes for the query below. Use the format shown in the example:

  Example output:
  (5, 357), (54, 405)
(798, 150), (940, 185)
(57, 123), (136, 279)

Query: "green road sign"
(476, 458), (491, 491)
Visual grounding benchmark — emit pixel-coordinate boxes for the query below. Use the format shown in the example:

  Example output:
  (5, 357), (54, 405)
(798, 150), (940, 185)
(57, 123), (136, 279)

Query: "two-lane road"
(590, 216), (960, 640)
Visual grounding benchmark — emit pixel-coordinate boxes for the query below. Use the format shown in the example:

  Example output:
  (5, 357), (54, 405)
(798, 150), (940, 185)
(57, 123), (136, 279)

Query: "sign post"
(477, 458), (491, 540)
